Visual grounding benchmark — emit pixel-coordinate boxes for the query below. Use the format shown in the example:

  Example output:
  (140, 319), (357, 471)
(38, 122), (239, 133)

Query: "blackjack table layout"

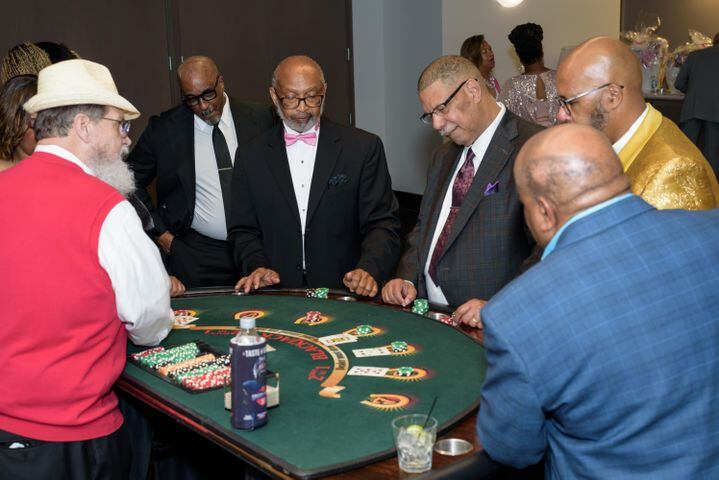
(120, 289), (488, 479)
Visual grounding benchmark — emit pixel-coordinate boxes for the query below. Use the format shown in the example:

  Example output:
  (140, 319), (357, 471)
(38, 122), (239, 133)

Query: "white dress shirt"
(613, 104), (649, 153)
(35, 145), (173, 346)
(284, 121), (320, 268)
(190, 93), (238, 240)
(424, 103), (506, 306)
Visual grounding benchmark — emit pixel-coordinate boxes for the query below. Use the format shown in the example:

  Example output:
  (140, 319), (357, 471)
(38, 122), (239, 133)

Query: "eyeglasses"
(101, 117), (131, 137)
(420, 79), (472, 124)
(557, 83), (624, 116)
(275, 93), (325, 110)
(182, 75), (221, 106)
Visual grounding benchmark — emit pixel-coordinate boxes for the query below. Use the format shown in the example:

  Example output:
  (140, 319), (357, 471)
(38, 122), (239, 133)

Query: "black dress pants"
(0, 424), (130, 480)
(167, 229), (238, 288)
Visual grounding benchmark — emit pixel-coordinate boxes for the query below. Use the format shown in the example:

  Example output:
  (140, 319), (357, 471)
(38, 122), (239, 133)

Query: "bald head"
(177, 56), (219, 82)
(417, 55), (479, 93)
(560, 37), (642, 94)
(515, 124), (630, 246)
(272, 55), (325, 89)
(555, 37), (646, 142)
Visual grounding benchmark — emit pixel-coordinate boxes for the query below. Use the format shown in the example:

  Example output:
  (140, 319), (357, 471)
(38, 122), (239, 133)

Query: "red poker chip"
(306, 311), (322, 323)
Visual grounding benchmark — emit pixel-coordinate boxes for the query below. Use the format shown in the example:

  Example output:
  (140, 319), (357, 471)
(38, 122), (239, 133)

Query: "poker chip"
(412, 299), (429, 315)
(438, 315), (454, 326)
(181, 366), (231, 391)
(307, 288), (329, 298)
(396, 366), (414, 377)
(137, 342), (200, 368)
(306, 311), (323, 323)
(158, 353), (215, 376)
(390, 341), (408, 353)
(356, 324), (373, 335)
(130, 346), (164, 360)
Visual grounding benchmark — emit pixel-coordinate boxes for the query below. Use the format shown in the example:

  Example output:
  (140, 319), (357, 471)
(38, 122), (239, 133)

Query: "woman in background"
(461, 34), (501, 98)
(0, 75), (38, 171)
(499, 23), (559, 126)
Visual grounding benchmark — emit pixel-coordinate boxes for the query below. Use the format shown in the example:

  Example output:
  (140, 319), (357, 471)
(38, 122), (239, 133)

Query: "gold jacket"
(618, 105), (719, 210)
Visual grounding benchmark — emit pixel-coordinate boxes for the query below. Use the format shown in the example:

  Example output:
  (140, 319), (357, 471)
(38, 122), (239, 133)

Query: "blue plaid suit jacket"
(477, 195), (719, 479)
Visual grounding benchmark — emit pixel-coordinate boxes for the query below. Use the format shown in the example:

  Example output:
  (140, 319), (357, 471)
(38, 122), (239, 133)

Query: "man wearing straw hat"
(0, 59), (173, 479)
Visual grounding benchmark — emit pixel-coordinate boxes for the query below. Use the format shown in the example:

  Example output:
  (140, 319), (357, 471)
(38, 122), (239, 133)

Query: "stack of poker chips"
(305, 310), (323, 323)
(134, 343), (200, 369)
(355, 324), (373, 335)
(390, 341), (409, 353)
(307, 287), (329, 298)
(412, 299), (429, 315)
(395, 366), (414, 377)
(131, 343), (233, 392)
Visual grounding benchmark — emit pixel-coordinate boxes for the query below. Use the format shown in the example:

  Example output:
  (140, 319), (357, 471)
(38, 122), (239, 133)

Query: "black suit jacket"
(128, 97), (277, 236)
(228, 119), (401, 289)
(396, 111), (541, 307)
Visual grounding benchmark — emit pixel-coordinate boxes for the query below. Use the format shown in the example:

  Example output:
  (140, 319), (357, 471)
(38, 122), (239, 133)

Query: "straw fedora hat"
(23, 59), (140, 120)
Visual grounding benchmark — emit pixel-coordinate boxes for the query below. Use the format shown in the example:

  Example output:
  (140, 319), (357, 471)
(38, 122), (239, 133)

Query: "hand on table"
(169, 275), (186, 297)
(452, 298), (487, 329)
(343, 268), (378, 297)
(381, 278), (417, 307)
(235, 268), (281, 293)
(156, 231), (175, 255)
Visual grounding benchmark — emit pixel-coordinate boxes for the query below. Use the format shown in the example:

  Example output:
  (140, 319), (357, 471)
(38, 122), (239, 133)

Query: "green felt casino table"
(121, 290), (487, 479)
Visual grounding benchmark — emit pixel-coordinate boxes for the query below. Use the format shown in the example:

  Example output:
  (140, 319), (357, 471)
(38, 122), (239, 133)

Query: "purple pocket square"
(483, 181), (499, 196)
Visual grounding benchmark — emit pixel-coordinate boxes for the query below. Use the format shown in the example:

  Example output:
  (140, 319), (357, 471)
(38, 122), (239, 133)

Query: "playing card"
(319, 333), (358, 346)
(352, 347), (391, 358)
(348, 366), (389, 377)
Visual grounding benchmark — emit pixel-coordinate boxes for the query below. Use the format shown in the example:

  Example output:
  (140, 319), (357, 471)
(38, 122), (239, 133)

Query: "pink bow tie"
(284, 131), (318, 146)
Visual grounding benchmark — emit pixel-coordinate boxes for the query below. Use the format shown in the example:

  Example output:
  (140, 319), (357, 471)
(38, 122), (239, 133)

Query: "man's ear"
(466, 78), (483, 103)
(536, 195), (559, 234)
(268, 86), (280, 109)
(601, 83), (624, 112)
(73, 113), (93, 144)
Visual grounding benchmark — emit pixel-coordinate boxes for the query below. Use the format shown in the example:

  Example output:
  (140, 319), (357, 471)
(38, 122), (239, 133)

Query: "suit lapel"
(266, 125), (301, 226)
(229, 97), (255, 145)
(441, 111), (517, 257)
(306, 119), (341, 225)
(173, 107), (196, 212)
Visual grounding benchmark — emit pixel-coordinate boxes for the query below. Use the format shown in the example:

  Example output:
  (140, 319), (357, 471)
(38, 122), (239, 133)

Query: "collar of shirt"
(34, 144), (95, 176)
(466, 102), (506, 172)
(193, 93), (234, 132)
(541, 193), (635, 260)
(613, 104), (649, 153)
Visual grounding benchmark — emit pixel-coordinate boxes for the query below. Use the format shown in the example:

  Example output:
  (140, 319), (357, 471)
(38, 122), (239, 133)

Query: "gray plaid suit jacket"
(396, 111), (541, 307)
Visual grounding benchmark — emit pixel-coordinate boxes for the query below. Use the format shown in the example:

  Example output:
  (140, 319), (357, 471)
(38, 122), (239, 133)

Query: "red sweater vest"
(0, 152), (127, 441)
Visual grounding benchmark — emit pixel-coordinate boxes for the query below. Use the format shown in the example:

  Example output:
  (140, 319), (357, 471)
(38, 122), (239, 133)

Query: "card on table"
(348, 366), (389, 377)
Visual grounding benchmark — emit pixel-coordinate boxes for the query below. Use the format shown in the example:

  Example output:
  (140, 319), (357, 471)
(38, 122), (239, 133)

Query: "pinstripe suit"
(477, 195), (719, 479)
(396, 111), (540, 307)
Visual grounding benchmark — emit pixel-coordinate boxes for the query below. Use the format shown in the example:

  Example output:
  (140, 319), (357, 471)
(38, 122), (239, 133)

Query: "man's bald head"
(555, 37), (646, 142)
(272, 55), (325, 89)
(515, 124), (630, 246)
(177, 56), (225, 125)
(417, 55), (479, 93)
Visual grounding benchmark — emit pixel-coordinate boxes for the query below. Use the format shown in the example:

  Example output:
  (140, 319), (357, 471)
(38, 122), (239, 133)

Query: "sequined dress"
(499, 70), (558, 127)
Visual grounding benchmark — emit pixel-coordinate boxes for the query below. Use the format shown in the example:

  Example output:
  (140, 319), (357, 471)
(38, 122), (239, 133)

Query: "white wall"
(353, 0), (621, 194)
(442, 0), (621, 87)
(353, 0), (443, 194)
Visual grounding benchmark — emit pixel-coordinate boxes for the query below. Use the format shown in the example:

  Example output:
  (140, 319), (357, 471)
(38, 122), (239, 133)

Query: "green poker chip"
(390, 341), (408, 352)
(396, 366), (414, 376)
(307, 287), (329, 298)
(356, 324), (373, 335)
(412, 298), (429, 314)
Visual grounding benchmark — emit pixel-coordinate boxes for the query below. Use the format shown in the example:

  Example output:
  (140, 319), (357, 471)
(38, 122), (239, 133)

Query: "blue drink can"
(230, 333), (268, 430)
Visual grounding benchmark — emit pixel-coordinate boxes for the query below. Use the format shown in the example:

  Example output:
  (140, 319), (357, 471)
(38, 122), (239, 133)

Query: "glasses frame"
(274, 91), (325, 110)
(101, 117), (131, 137)
(182, 75), (221, 106)
(420, 78), (472, 124)
(557, 83), (624, 117)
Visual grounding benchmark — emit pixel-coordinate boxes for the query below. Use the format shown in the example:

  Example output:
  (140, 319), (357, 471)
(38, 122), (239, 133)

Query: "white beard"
(91, 145), (135, 196)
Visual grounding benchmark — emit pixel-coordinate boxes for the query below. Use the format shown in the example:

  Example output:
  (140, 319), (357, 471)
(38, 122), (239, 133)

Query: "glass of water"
(392, 414), (438, 473)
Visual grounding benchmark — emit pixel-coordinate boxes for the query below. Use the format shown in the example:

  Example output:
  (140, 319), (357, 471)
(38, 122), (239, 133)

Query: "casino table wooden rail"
(117, 288), (490, 479)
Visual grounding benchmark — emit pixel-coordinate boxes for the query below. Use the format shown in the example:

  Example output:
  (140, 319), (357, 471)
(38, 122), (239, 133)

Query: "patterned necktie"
(212, 124), (233, 225)
(428, 148), (476, 286)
